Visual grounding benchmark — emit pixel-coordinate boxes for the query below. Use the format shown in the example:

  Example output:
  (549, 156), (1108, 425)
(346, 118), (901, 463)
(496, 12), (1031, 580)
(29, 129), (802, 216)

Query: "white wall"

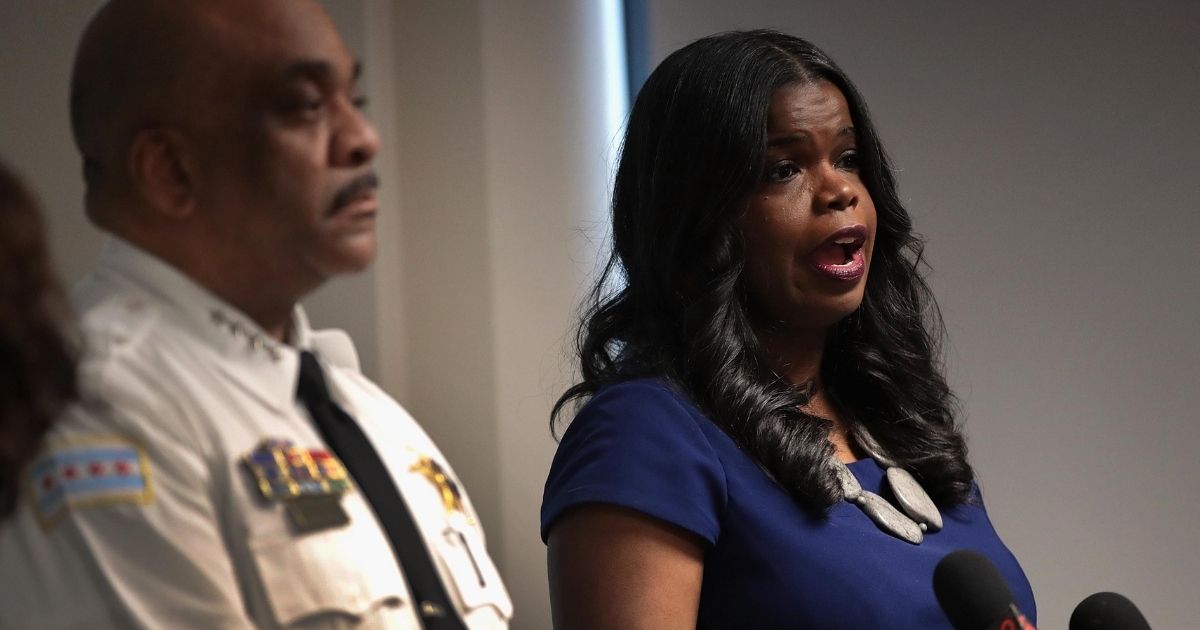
(0, 1), (104, 284)
(367, 4), (620, 627)
(639, 2), (1199, 628)
(479, 4), (619, 627)
(329, 4), (624, 627)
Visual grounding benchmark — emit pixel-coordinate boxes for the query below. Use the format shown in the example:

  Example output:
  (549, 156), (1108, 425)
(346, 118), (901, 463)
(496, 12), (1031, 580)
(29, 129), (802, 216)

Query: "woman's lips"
(812, 249), (865, 281)
(807, 225), (867, 282)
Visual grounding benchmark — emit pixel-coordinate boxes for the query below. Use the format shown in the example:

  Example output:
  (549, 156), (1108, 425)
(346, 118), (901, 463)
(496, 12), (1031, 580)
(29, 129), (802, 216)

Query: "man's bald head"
(72, 1), (198, 205)
(70, 0), (342, 219)
(68, 0), (380, 325)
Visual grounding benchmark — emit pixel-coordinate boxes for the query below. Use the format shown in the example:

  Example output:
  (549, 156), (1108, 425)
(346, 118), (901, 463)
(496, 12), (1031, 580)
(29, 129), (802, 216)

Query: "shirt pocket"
(247, 496), (414, 628)
(433, 520), (514, 622)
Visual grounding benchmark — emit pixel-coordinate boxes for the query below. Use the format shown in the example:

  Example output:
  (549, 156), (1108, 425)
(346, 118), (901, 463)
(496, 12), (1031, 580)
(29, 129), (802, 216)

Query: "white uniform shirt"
(0, 238), (513, 629)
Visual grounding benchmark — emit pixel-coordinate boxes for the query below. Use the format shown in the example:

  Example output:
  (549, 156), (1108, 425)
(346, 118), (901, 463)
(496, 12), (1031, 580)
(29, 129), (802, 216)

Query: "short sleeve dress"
(541, 378), (1035, 629)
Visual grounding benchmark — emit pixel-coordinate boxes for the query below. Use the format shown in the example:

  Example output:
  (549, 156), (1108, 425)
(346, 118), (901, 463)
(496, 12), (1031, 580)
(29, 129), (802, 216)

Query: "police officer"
(0, 1), (512, 627)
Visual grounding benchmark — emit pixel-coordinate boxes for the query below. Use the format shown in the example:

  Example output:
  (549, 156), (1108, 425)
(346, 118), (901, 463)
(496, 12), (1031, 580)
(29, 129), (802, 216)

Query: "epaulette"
(76, 293), (162, 361)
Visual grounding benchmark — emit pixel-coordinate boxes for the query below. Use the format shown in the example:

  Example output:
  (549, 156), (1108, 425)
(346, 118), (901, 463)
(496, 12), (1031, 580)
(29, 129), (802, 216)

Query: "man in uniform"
(0, 1), (512, 627)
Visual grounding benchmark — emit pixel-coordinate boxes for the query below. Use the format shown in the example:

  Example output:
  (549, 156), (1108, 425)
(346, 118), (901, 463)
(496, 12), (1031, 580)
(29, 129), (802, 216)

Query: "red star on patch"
(88, 462), (104, 476)
(64, 466), (78, 480)
(114, 461), (132, 475)
(41, 476), (55, 490)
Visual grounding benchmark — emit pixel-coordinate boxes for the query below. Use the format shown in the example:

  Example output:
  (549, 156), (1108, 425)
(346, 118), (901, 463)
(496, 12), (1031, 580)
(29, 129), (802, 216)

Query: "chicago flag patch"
(28, 438), (153, 530)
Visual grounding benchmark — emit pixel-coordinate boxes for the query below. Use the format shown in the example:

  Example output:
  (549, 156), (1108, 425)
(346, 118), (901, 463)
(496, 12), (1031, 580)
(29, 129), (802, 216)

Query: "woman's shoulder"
(555, 377), (732, 478)
(571, 377), (709, 434)
(544, 376), (729, 544)
(585, 376), (702, 413)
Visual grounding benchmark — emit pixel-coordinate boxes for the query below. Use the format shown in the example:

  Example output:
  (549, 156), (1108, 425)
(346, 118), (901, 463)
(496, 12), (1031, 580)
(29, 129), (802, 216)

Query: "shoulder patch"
(27, 437), (153, 531)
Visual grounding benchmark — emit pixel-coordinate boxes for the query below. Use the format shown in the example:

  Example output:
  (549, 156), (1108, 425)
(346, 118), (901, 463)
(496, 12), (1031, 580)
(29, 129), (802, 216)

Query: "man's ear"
(128, 127), (197, 219)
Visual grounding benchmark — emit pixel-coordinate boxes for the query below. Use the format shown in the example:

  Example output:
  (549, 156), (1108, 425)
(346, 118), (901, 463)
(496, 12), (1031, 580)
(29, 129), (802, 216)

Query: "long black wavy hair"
(553, 30), (973, 509)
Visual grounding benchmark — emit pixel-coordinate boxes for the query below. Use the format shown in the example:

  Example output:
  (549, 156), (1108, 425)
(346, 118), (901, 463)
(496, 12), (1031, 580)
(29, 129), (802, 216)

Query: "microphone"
(1069, 592), (1150, 630)
(933, 549), (1035, 630)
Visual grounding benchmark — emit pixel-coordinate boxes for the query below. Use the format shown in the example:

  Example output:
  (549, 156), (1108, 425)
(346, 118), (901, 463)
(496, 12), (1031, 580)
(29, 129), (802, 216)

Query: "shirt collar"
(91, 236), (312, 412)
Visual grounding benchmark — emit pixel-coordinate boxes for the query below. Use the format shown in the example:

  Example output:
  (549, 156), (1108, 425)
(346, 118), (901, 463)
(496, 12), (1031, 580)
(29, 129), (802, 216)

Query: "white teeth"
(834, 237), (857, 245)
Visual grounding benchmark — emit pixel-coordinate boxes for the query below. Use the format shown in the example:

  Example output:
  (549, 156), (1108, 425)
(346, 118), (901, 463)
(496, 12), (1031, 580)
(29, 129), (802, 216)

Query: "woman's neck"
(754, 325), (826, 386)
(755, 325), (862, 463)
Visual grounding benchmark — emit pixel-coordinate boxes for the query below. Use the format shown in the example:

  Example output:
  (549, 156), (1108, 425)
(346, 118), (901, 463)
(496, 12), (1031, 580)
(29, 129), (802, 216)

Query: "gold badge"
(410, 456), (470, 520)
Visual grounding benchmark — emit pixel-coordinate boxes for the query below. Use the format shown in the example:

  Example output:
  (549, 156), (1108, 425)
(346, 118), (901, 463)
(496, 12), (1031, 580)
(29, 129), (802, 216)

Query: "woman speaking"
(541, 31), (1035, 628)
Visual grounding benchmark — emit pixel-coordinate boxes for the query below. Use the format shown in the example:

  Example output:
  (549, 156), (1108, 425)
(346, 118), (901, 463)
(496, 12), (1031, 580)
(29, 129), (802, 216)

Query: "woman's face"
(738, 80), (877, 334)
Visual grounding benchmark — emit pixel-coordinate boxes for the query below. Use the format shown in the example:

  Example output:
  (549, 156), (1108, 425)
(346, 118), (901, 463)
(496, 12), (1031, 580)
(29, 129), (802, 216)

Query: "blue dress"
(541, 379), (1036, 629)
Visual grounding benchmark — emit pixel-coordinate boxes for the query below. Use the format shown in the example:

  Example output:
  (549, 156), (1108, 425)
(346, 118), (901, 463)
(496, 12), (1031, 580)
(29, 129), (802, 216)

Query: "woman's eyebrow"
(766, 126), (855, 148)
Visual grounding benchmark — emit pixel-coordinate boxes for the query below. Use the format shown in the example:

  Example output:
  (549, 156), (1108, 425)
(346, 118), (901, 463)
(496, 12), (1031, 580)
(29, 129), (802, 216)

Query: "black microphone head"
(933, 549), (1016, 630)
(1069, 592), (1150, 630)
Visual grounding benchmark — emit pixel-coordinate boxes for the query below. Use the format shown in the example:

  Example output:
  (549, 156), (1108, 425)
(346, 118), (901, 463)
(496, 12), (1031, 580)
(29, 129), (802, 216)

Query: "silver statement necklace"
(832, 427), (943, 545)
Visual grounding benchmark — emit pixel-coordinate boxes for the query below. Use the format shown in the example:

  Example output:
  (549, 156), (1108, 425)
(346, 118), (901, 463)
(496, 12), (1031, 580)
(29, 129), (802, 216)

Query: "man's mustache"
(331, 172), (380, 212)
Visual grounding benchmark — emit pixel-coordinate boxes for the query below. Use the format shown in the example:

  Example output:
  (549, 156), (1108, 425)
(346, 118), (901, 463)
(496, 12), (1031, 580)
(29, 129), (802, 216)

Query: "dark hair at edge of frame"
(552, 30), (973, 510)
(0, 160), (79, 519)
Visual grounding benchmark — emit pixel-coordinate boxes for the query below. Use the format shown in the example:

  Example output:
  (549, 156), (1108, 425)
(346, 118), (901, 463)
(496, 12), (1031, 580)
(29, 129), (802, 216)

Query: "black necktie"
(296, 350), (468, 630)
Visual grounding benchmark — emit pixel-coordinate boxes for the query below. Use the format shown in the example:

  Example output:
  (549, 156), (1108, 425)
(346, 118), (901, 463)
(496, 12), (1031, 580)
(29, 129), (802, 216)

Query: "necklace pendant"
(857, 491), (923, 544)
(834, 461), (863, 501)
(886, 467), (943, 532)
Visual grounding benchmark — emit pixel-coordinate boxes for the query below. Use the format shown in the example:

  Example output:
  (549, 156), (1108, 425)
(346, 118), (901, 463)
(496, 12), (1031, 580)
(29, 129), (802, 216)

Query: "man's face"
(186, 0), (380, 290)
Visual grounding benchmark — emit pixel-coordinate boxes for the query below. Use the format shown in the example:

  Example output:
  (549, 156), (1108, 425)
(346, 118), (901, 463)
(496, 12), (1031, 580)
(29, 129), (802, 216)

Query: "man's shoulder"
(72, 277), (208, 406)
(76, 283), (162, 357)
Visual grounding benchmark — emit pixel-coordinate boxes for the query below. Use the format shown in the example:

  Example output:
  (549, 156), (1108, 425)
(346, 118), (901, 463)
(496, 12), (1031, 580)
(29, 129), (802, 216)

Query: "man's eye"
(351, 95), (369, 110)
(766, 162), (800, 182)
(280, 94), (324, 116)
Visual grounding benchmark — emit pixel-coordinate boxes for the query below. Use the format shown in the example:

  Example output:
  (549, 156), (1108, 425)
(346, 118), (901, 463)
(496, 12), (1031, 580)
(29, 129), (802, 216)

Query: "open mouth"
(808, 226), (867, 281)
(814, 237), (863, 265)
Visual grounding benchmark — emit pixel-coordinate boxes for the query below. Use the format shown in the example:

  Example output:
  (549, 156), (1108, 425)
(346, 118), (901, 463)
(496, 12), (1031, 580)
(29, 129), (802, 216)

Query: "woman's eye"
(351, 95), (369, 110)
(837, 150), (860, 171)
(766, 162), (800, 182)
